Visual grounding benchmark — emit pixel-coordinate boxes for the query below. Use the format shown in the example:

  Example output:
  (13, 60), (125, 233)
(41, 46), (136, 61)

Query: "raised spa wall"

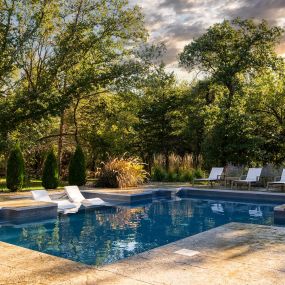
(178, 188), (285, 225)
(0, 200), (57, 225)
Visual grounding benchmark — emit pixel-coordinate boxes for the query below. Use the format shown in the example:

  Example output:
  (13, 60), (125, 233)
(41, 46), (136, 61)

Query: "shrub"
(6, 145), (25, 192)
(193, 168), (204, 179)
(68, 145), (86, 186)
(178, 169), (194, 182)
(151, 166), (167, 181)
(166, 170), (178, 182)
(96, 156), (148, 188)
(42, 149), (59, 189)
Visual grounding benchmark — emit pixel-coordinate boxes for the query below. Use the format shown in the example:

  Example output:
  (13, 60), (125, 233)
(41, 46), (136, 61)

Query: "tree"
(245, 66), (285, 164)
(0, 0), (146, 138)
(68, 145), (86, 186)
(42, 149), (59, 189)
(6, 145), (25, 192)
(180, 18), (284, 165)
(182, 79), (218, 167)
(135, 65), (188, 171)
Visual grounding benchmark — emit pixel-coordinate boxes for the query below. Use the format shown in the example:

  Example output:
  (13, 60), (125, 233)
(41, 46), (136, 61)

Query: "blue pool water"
(0, 197), (278, 265)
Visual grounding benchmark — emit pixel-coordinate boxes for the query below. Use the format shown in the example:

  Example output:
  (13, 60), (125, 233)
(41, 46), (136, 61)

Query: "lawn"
(0, 178), (65, 192)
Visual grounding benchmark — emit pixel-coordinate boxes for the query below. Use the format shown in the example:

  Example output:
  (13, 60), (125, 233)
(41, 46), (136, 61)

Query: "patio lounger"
(31, 190), (78, 212)
(193, 167), (224, 186)
(231, 168), (262, 190)
(64, 186), (110, 207)
(267, 169), (285, 191)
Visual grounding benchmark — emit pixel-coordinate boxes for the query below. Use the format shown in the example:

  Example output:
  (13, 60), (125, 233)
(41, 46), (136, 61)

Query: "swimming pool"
(0, 197), (278, 265)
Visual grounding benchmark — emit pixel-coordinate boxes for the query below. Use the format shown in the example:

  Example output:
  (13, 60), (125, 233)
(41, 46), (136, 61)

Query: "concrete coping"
(0, 199), (56, 209)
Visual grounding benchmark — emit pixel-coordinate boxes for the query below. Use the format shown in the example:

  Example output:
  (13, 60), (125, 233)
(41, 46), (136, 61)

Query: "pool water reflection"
(0, 198), (277, 265)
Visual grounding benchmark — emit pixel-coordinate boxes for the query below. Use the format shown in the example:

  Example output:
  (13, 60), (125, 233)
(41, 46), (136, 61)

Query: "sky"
(131, 0), (285, 81)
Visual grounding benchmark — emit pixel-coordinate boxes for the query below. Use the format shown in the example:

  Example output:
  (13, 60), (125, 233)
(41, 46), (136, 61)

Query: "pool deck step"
(1, 222), (285, 284)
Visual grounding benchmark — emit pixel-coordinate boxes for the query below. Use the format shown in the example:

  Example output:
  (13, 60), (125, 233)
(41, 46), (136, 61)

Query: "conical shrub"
(68, 145), (86, 186)
(6, 145), (25, 192)
(42, 149), (59, 189)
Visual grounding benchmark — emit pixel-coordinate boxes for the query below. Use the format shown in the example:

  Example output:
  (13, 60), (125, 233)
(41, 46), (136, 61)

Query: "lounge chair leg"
(248, 183), (251, 191)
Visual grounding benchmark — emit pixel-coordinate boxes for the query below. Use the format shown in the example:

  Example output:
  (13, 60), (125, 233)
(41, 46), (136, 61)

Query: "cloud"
(159, 0), (197, 13)
(132, 0), (285, 80)
(223, 0), (285, 24)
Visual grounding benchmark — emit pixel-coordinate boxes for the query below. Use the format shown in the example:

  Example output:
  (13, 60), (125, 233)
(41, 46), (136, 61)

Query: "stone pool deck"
(1, 222), (285, 284)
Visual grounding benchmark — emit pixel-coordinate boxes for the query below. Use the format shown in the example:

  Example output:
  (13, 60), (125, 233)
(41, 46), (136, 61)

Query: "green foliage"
(151, 166), (167, 182)
(96, 156), (148, 188)
(151, 154), (202, 182)
(1, 14), (285, 181)
(193, 168), (204, 179)
(177, 170), (194, 182)
(180, 18), (285, 165)
(180, 18), (283, 80)
(151, 167), (201, 183)
(0, 0), (146, 137)
(6, 145), (25, 192)
(136, 66), (189, 163)
(68, 145), (86, 186)
(42, 150), (59, 189)
(166, 171), (178, 182)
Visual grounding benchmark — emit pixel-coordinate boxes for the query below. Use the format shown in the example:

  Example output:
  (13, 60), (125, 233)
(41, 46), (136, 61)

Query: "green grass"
(0, 178), (66, 192)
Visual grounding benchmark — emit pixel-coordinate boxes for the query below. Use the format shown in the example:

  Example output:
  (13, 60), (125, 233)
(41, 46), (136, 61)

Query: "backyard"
(1, 0), (285, 285)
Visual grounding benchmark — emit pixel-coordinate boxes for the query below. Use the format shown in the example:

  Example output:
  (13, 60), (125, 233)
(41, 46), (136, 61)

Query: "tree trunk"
(73, 97), (80, 144)
(58, 111), (65, 176)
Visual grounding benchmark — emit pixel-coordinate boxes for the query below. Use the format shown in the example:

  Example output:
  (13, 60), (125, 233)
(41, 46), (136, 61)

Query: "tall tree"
(135, 65), (187, 171)
(68, 145), (86, 186)
(42, 149), (59, 189)
(0, 0), (146, 139)
(180, 18), (284, 165)
(6, 145), (25, 191)
(246, 66), (285, 164)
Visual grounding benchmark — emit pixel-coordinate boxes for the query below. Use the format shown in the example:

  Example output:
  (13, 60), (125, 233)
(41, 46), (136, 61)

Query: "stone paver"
(1, 223), (285, 284)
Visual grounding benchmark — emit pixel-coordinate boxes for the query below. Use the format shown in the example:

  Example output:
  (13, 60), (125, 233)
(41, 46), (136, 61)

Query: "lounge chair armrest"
(217, 175), (224, 180)
(256, 176), (260, 181)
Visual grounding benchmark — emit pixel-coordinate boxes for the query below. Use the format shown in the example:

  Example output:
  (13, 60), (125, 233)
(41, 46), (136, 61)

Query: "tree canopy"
(1, 10), (285, 186)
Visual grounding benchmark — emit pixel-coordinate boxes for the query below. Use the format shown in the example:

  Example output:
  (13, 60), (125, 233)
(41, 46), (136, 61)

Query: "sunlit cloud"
(132, 0), (285, 81)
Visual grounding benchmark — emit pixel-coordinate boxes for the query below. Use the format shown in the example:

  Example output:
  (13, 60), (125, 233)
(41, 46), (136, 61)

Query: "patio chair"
(231, 168), (262, 190)
(31, 190), (78, 212)
(64, 186), (110, 207)
(193, 167), (224, 187)
(267, 169), (285, 191)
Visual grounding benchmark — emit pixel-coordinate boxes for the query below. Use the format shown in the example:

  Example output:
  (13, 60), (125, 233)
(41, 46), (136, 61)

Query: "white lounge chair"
(31, 190), (78, 212)
(267, 169), (285, 191)
(231, 168), (262, 190)
(193, 167), (224, 187)
(64, 186), (110, 207)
